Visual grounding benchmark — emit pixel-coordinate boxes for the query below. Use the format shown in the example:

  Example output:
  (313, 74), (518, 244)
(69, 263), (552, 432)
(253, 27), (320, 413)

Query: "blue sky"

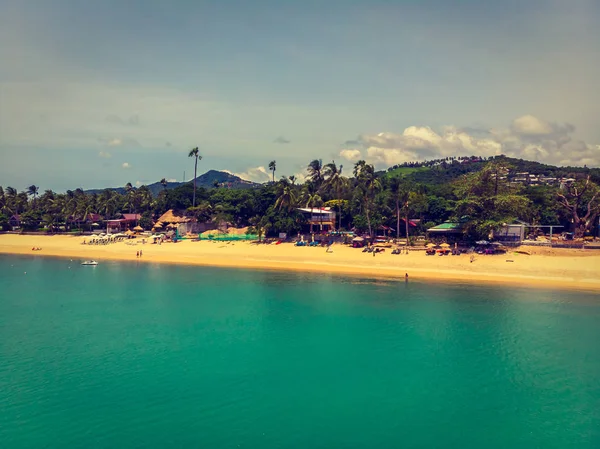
(1, 0), (599, 190)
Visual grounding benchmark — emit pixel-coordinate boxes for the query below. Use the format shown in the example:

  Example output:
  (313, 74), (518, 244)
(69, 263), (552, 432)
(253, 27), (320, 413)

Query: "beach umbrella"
(352, 236), (365, 242)
(440, 243), (451, 248)
(426, 243), (436, 248)
(91, 222), (100, 227)
(476, 240), (490, 245)
(133, 225), (143, 232)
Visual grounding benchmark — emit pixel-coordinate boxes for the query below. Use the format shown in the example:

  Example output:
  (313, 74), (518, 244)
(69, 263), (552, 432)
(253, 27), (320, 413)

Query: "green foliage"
(3, 153), (596, 239)
(0, 213), (9, 231)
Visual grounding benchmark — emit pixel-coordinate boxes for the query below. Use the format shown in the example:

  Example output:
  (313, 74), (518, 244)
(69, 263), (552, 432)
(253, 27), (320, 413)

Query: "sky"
(1, 0), (599, 191)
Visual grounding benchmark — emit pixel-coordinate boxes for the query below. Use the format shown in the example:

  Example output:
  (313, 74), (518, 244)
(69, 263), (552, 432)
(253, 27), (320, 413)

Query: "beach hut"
(352, 236), (365, 248)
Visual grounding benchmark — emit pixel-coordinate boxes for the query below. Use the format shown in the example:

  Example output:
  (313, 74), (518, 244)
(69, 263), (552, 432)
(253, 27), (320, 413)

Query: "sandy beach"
(1, 234), (599, 292)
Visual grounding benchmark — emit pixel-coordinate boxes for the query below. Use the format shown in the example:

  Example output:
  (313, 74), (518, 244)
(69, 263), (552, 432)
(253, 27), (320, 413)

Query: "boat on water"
(81, 260), (98, 266)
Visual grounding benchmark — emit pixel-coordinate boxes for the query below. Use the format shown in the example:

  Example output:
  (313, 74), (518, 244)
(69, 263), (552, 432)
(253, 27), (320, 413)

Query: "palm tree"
(354, 161), (381, 237)
(188, 147), (202, 207)
(27, 185), (39, 209)
(389, 177), (412, 244)
(160, 178), (168, 191)
(268, 160), (276, 183)
(323, 161), (345, 230)
(307, 159), (324, 188)
(275, 178), (297, 212)
(304, 189), (322, 234)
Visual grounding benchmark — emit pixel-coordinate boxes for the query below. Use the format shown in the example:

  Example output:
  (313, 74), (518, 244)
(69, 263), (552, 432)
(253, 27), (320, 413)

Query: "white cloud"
(510, 115), (555, 136)
(122, 162), (131, 169)
(107, 138), (122, 147)
(339, 149), (362, 162)
(227, 166), (270, 183)
(98, 151), (111, 158)
(342, 115), (600, 168)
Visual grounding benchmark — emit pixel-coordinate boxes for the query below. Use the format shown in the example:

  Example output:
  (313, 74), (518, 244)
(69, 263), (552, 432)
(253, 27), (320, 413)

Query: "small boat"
(81, 260), (98, 266)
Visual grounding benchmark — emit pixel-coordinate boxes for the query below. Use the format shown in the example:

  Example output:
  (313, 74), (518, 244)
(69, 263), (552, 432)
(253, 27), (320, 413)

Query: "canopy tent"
(427, 222), (464, 234)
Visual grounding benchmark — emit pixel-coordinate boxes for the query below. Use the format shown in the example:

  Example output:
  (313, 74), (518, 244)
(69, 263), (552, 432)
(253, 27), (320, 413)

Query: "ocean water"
(0, 255), (599, 448)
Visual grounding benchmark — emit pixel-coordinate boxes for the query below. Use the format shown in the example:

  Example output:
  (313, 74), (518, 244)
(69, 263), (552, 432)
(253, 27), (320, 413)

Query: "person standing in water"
(405, 272), (409, 282)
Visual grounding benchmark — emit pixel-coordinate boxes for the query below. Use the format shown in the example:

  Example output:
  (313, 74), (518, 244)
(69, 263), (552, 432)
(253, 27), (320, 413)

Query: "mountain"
(383, 155), (600, 185)
(85, 170), (261, 196)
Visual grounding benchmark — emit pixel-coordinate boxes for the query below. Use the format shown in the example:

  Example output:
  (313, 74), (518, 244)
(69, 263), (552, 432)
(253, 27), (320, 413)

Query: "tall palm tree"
(160, 178), (168, 191)
(389, 177), (412, 244)
(323, 161), (345, 230)
(188, 147), (202, 207)
(354, 161), (381, 237)
(27, 185), (39, 209)
(307, 159), (324, 189)
(268, 160), (276, 183)
(275, 178), (297, 212)
(303, 190), (322, 234)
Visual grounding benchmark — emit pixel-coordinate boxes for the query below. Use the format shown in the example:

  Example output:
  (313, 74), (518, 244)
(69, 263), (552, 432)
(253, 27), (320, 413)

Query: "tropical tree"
(307, 159), (324, 189)
(354, 161), (381, 237)
(452, 162), (532, 239)
(188, 147), (202, 207)
(303, 189), (322, 234)
(268, 160), (276, 183)
(160, 178), (168, 191)
(323, 161), (346, 229)
(556, 176), (600, 238)
(275, 178), (298, 212)
(27, 185), (39, 209)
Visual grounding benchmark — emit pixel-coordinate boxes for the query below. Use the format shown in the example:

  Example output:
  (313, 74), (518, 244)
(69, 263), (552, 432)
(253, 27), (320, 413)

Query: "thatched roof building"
(153, 210), (196, 229)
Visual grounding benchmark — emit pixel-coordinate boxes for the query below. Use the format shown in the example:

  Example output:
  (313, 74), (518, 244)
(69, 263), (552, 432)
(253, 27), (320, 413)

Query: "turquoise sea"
(1, 255), (599, 448)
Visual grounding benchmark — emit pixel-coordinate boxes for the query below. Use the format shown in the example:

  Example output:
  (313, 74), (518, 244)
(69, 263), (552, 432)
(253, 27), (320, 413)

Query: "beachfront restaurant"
(105, 213), (141, 234)
(426, 221), (465, 241)
(297, 207), (336, 233)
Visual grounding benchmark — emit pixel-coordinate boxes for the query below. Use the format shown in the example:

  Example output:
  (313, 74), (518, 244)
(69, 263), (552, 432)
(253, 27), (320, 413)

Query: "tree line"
(1, 156), (599, 240)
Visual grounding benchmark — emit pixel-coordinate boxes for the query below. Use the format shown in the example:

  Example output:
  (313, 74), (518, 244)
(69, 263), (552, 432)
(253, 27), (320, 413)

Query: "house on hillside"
(297, 207), (336, 233)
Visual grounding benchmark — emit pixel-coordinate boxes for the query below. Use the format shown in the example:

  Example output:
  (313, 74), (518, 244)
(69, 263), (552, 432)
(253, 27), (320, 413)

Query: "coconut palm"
(27, 185), (39, 209)
(268, 160), (276, 183)
(304, 191), (322, 234)
(275, 178), (297, 212)
(160, 178), (168, 191)
(188, 147), (202, 207)
(307, 159), (324, 188)
(323, 161), (345, 230)
(354, 161), (381, 237)
(389, 177), (412, 244)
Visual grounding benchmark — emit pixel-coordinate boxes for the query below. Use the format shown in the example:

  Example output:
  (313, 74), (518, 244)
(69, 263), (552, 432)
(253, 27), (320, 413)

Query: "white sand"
(1, 234), (599, 292)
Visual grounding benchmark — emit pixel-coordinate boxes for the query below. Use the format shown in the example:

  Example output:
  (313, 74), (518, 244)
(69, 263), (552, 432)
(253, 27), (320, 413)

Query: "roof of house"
(297, 207), (334, 214)
(156, 209), (196, 224)
(427, 222), (464, 233)
(122, 213), (141, 221)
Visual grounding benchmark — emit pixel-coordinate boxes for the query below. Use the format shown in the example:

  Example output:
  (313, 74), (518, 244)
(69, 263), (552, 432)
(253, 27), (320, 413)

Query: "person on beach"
(405, 272), (409, 282)
(139, 249), (142, 257)
(136, 251), (139, 258)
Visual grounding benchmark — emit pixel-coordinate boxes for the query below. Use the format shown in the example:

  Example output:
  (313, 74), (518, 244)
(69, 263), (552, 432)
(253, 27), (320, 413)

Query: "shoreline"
(1, 235), (599, 293)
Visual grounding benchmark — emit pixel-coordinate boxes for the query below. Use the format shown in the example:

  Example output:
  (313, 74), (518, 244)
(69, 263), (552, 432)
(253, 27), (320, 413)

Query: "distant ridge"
(85, 170), (261, 196)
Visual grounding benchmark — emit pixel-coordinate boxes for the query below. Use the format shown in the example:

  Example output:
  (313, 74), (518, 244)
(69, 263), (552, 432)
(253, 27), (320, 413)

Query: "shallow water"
(1, 255), (599, 448)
